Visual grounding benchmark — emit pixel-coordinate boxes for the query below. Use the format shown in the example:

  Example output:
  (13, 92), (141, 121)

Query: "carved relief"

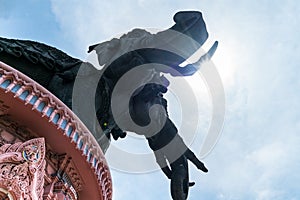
(1, 62), (112, 199)
(0, 188), (14, 199)
(0, 117), (84, 199)
(0, 100), (10, 116)
(43, 151), (83, 200)
(0, 115), (36, 142)
(0, 128), (18, 146)
(59, 155), (83, 192)
(0, 138), (46, 200)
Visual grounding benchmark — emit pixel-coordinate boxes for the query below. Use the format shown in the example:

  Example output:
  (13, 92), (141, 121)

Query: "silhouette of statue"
(0, 11), (217, 199)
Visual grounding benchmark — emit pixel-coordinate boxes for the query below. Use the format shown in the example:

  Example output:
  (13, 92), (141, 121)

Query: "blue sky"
(1, 0), (300, 199)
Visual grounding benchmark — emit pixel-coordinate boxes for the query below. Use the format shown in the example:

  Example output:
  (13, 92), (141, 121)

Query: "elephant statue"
(0, 11), (218, 199)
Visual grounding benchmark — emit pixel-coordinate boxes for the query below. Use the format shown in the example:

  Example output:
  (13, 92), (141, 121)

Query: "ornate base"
(0, 61), (112, 199)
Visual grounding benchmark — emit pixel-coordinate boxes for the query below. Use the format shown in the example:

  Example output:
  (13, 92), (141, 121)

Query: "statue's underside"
(0, 10), (217, 200)
(0, 11), (214, 153)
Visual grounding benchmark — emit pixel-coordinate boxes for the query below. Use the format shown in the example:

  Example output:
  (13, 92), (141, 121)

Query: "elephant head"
(88, 11), (217, 77)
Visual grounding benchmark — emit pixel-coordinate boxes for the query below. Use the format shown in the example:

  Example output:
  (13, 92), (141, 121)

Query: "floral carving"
(0, 138), (46, 200)
(1, 62), (112, 199)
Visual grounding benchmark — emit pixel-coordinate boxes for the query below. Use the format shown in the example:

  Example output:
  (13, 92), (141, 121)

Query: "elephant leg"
(185, 149), (208, 173)
(153, 150), (172, 179)
(170, 155), (189, 200)
(111, 127), (127, 140)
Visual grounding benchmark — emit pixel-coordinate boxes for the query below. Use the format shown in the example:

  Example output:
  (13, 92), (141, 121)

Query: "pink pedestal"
(0, 61), (112, 200)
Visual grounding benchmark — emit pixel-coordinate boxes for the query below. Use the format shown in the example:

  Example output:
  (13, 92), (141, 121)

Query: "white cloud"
(50, 0), (176, 57)
(49, 0), (223, 58)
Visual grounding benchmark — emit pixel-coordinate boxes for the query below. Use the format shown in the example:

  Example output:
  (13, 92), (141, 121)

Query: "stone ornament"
(0, 138), (46, 200)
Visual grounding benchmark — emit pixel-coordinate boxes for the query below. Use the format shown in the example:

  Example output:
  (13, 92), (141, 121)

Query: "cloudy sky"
(1, 0), (300, 199)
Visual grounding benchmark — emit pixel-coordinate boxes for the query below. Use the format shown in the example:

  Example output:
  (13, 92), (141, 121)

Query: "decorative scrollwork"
(0, 138), (46, 199)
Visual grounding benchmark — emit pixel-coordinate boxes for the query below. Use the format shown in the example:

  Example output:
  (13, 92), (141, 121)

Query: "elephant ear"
(88, 29), (153, 67)
(88, 38), (121, 66)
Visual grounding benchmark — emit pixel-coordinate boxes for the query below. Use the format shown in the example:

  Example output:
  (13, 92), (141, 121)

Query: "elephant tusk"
(205, 40), (218, 60)
(193, 40), (218, 69)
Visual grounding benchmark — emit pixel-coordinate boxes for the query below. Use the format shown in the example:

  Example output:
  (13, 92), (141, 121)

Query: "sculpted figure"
(0, 11), (217, 199)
